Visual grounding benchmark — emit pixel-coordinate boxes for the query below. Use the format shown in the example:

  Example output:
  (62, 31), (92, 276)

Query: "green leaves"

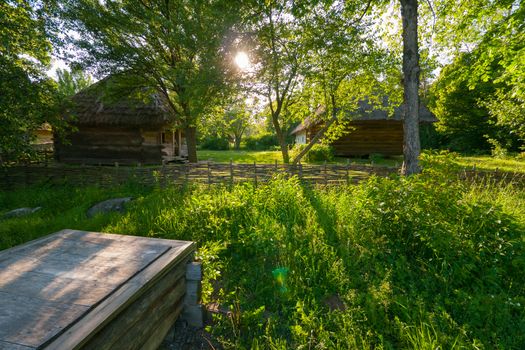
(431, 1), (525, 147)
(0, 1), (62, 161)
(58, 0), (243, 161)
(0, 0), (51, 64)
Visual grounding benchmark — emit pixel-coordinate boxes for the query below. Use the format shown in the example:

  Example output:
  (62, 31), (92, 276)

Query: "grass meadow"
(198, 149), (525, 173)
(1, 153), (524, 349)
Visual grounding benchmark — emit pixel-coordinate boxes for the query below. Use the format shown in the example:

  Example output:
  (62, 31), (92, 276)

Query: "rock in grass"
(2, 207), (42, 219)
(87, 197), (133, 218)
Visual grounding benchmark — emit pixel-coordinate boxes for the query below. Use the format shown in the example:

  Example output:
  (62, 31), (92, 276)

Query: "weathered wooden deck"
(0, 229), (195, 350)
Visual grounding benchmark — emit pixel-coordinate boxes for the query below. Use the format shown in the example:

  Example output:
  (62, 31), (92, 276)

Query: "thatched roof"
(290, 98), (437, 135)
(66, 77), (176, 127)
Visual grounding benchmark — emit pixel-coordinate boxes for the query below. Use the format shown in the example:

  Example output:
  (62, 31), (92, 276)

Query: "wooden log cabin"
(55, 78), (187, 165)
(291, 100), (437, 157)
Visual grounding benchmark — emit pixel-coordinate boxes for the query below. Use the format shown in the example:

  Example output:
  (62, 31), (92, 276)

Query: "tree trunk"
(291, 116), (337, 166)
(185, 126), (198, 163)
(271, 112), (289, 163)
(234, 137), (241, 150)
(401, 0), (421, 175)
(278, 134), (289, 164)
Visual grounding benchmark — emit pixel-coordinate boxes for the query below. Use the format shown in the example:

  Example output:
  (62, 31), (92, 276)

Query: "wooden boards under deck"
(0, 229), (195, 350)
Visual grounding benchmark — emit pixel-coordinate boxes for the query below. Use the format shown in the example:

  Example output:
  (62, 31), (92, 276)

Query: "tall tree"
(429, 51), (521, 152)
(0, 0), (61, 162)
(433, 0), (525, 143)
(290, 1), (391, 165)
(400, 0), (421, 175)
(202, 97), (254, 150)
(59, 0), (239, 162)
(244, 0), (303, 163)
(245, 0), (384, 164)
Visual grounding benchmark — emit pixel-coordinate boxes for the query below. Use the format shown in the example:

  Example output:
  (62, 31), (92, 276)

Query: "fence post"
(185, 162), (189, 184)
(324, 161), (328, 185)
(346, 158), (350, 185)
(161, 160), (167, 188)
(299, 162), (303, 180)
(274, 159), (278, 172)
(114, 162), (119, 186)
(230, 159), (234, 187)
(207, 161), (211, 186)
(253, 161), (257, 187)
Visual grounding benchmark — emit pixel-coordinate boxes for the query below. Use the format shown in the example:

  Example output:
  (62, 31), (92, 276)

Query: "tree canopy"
(0, 0), (61, 161)
(58, 0), (241, 162)
(3, 0), (523, 165)
(430, 0), (525, 151)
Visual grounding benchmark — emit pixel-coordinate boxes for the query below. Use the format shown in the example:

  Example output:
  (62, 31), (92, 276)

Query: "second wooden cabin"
(55, 78), (187, 165)
(291, 99), (437, 157)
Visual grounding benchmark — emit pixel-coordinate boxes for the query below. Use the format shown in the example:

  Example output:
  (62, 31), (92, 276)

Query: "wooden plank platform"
(0, 229), (195, 350)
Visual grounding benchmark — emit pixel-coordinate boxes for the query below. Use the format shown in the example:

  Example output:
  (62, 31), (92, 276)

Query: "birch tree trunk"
(401, 0), (421, 175)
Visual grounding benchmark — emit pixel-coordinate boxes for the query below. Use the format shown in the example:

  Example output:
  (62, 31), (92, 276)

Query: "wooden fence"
(459, 169), (525, 186)
(0, 161), (396, 189)
(2, 162), (522, 190)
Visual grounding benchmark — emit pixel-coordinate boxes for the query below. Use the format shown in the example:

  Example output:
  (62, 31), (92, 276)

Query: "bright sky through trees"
(234, 51), (251, 71)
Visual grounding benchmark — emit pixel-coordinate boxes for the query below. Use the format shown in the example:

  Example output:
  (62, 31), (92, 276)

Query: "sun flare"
(234, 51), (250, 70)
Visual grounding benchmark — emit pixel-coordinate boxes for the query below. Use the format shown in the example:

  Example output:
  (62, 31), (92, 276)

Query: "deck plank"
(0, 341), (35, 350)
(0, 292), (88, 348)
(0, 270), (115, 306)
(44, 240), (194, 350)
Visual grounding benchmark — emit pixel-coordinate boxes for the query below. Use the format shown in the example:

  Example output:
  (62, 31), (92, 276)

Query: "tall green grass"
(0, 155), (523, 349)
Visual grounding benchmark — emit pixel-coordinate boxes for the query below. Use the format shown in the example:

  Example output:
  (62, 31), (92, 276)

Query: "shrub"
(290, 143), (334, 162)
(486, 137), (508, 158)
(200, 135), (230, 150)
(244, 133), (279, 151)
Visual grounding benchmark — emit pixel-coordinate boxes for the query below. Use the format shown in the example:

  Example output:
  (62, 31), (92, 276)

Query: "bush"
(244, 133), (279, 151)
(200, 135), (230, 150)
(291, 143), (334, 162)
(486, 137), (508, 158)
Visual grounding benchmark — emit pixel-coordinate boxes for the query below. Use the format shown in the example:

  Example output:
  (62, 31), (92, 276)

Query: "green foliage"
(200, 135), (230, 151)
(0, 182), (147, 249)
(244, 133), (279, 151)
(429, 52), (521, 153)
(58, 0), (241, 161)
(486, 137), (508, 158)
(0, 1), (62, 161)
(2, 155), (524, 349)
(291, 143), (334, 162)
(432, 1), (525, 146)
(55, 68), (93, 98)
(419, 123), (443, 150)
(200, 96), (254, 150)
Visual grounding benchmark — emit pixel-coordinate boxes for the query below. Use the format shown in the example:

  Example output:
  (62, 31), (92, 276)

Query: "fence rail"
(0, 161), (396, 189)
(2, 162), (522, 190)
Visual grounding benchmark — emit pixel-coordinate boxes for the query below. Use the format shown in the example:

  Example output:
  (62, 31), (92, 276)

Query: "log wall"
(330, 121), (404, 156)
(55, 126), (164, 165)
